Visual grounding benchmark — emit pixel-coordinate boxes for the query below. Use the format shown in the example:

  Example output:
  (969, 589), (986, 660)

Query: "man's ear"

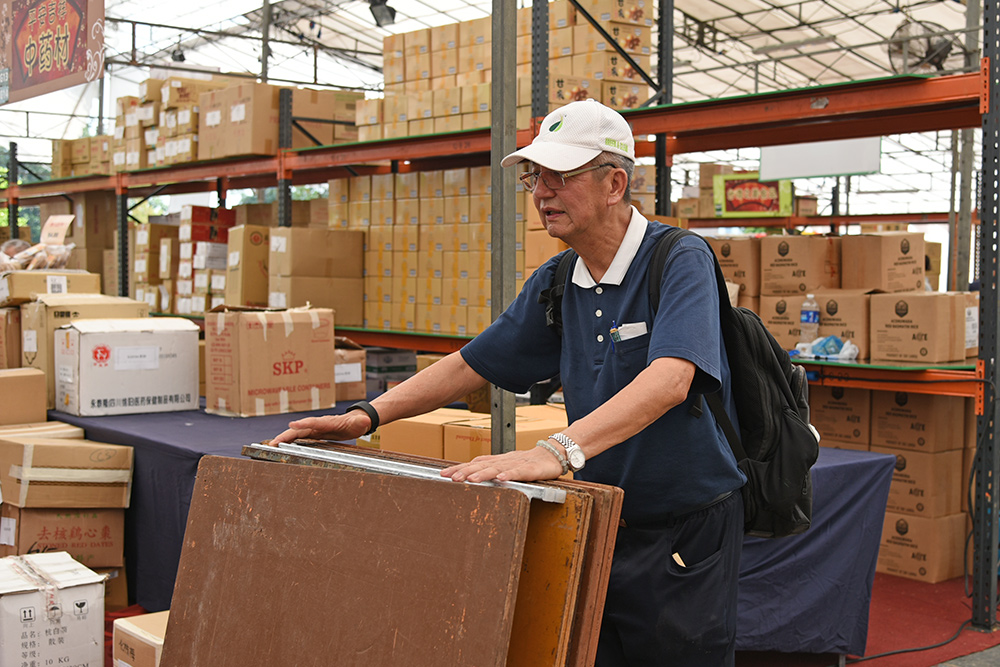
(607, 169), (629, 206)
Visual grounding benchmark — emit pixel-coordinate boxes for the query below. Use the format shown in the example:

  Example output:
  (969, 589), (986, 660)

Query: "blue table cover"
(49, 405), (894, 656)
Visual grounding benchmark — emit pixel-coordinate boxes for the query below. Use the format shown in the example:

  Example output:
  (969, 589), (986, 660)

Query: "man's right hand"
(268, 412), (372, 447)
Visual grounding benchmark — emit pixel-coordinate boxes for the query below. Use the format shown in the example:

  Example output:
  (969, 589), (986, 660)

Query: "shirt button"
(597, 334), (604, 342)
(595, 287), (603, 294)
(596, 309), (603, 317)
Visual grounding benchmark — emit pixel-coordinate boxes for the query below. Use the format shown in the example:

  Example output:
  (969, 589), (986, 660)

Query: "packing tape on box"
(282, 310), (294, 337)
(256, 398), (266, 416)
(256, 312), (269, 341)
(280, 390), (289, 414)
(310, 310), (320, 329)
(311, 387), (320, 410)
(215, 312), (225, 336)
(9, 557), (62, 620)
(12, 465), (131, 483)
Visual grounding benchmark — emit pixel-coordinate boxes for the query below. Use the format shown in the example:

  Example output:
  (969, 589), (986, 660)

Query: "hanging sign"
(0, 0), (104, 105)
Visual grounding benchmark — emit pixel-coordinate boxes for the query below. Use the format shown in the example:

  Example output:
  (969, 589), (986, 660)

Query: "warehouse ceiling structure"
(0, 0), (982, 218)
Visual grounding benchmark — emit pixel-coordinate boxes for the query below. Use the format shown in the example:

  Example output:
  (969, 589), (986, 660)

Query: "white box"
(0, 552), (105, 667)
(54, 318), (200, 416)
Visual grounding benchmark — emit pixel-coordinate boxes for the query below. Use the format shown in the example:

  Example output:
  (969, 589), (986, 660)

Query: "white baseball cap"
(501, 99), (636, 172)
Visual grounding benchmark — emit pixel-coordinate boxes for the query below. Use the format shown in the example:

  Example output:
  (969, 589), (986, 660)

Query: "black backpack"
(540, 227), (819, 538)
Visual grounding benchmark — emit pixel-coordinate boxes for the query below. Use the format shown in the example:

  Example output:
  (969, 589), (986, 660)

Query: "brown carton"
(0, 422), (84, 439)
(0, 307), (20, 368)
(20, 294), (150, 408)
(841, 232), (925, 293)
(377, 408), (480, 459)
(0, 270), (102, 307)
(0, 437), (133, 508)
(757, 295), (800, 350)
(870, 446), (962, 518)
(443, 416), (573, 462)
(113, 610), (169, 667)
(0, 368), (46, 425)
(267, 276), (364, 326)
(808, 386), (871, 447)
(870, 391), (965, 452)
(706, 236), (760, 296)
(334, 337), (366, 402)
(877, 512), (967, 583)
(811, 289), (871, 359)
(205, 307), (336, 417)
(268, 228), (364, 278)
(225, 225), (271, 308)
(759, 235), (841, 296)
(869, 291), (966, 363)
(0, 506), (125, 567)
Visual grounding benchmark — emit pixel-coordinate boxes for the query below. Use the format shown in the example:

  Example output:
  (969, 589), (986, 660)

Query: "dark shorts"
(596, 490), (744, 667)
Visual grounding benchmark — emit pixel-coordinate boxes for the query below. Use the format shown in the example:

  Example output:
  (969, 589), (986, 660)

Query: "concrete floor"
(934, 644), (1000, 666)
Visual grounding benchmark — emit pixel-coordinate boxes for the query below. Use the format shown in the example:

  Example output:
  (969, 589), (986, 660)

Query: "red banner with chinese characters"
(0, 0), (104, 104)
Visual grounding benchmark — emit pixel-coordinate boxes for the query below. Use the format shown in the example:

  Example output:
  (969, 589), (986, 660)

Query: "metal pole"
(117, 192), (129, 297)
(97, 67), (105, 135)
(955, 0), (979, 291)
(530, 0), (549, 127)
(490, 0), (517, 456)
(261, 0), (272, 82)
(973, 0), (1000, 632)
(655, 0), (673, 216)
(8, 142), (18, 239)
(277, 88), (292, 227)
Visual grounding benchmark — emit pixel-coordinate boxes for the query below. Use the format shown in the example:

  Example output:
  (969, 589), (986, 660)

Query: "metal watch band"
(346, 401), (380, 436)
(549, 432), (585, 471)
(535, 439), (569, 475)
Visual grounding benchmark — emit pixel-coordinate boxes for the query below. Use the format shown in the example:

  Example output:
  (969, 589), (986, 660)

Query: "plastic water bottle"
(799, 294), (820, 345)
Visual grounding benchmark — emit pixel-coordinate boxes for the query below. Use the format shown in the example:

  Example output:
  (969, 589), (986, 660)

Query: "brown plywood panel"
(160, 455), (530, 667)
(506, 491), (593, 667)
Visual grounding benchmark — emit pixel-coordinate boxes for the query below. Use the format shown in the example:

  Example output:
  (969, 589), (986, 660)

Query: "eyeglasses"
(519, 162), (616, 192)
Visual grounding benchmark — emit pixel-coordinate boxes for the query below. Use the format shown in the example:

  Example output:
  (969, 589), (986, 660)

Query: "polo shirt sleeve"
(460, 256), (563, 394)
(647, 237), (724, 395)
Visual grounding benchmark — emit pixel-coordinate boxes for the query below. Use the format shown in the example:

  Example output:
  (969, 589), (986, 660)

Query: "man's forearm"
(369, 351), (489, 425)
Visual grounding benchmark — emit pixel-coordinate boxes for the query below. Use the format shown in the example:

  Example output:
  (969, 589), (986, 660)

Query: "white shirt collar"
(571, 206), (647, 288)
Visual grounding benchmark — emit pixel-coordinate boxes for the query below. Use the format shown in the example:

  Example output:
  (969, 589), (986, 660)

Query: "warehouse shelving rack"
(1, 4), (999, 631)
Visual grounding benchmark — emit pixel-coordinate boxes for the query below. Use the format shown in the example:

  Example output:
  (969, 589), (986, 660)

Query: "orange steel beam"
(683, 212), (954, 229)
(336, 328), (471, 354)
(807, 364), (981, 399)
(122, 156), (278, 189)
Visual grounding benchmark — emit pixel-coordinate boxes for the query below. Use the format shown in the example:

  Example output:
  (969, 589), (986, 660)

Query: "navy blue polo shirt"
(460, 209), (745, 523)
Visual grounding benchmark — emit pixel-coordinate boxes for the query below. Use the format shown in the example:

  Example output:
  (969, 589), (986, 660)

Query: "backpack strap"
(646, 227), (747, 461)
(539, 249), (578, 336)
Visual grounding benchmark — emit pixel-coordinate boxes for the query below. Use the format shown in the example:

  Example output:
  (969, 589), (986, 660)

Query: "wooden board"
(160, 455), (531, 667)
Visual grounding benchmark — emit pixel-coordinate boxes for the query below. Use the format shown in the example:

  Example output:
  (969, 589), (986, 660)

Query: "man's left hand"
(441, 447), (564, 484)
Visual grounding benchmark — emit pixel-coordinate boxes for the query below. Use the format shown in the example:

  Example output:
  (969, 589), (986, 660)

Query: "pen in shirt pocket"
(610, 319), (622, 350)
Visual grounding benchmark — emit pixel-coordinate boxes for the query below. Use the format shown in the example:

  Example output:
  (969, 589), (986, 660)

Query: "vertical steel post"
(531, 0), (549, 126)
(490, 0), (517, 455)
(277, 88), (292, 228)
(8, 142), (18, 239)
(117, 192), (129, 297)
(261, 0), (272, 82)
(973, 0), (1000, 631)
(655, 1), (673, 216)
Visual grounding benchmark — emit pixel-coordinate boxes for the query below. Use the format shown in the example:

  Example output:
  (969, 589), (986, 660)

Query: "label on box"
(136, 229), (149, 245)
(0, 516), (13, 545)
(206, 110), (222, 126)
(179, 109), (191, 124)
(335, 362), (363, 384)
(966, 307), (979, 350)
(57, 364), (74, 383)
(160, 254), (169, 275)
(135, 258), (147, 274)
(211, 274), (226, 291)
(46, 275), (67, 295)
(23, 329), (37, 352)
(231, 103), (246, 122)
(229, 250), (240, 267)
(269, 292), (287, 308)
(115, 346), (159, 371)
(0, 277), (8, 301)
(270, 236), (288, 253)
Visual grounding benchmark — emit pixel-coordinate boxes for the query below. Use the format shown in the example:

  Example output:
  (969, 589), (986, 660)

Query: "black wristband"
(346, 401), (380, 436)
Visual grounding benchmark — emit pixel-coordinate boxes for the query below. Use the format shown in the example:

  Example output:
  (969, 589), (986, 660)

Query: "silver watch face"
(568, 447), (586, 470)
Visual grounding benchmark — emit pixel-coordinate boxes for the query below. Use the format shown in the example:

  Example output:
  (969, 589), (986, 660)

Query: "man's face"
(530, 162), (612, 242)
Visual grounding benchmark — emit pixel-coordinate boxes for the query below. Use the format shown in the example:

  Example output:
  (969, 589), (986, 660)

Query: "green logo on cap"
(548, 116), (564, 133)
(605, 138), (629, 151)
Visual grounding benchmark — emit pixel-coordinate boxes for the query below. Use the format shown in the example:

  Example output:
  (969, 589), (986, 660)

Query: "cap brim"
(500, 142), (602, 172)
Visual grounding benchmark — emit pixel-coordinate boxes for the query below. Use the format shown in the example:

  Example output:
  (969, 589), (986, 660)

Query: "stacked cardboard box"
(225, 225), (271, 307)
(706, 236), (761, 313)
(131, 220), (179, 312)
(51, 135), (113, 179)
(113, 611), (170, 667)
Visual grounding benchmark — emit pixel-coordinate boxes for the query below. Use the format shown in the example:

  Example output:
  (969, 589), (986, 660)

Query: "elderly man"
(273, 99), (746, 666)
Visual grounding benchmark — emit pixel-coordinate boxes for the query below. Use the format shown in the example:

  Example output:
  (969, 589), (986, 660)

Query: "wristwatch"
(549, 433), (585, 472)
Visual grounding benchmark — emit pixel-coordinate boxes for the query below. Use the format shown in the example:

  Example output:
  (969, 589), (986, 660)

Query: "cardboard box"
(869, 291), (966, 363)
(377, 408), (480, 458)
(877, 512), (967, 583)
(572, 51), (650, 82)
(0, 552), (105, 666)
(443, 416), (572, 462)
(0, 437), (133, 508)
(365, 347), (416, 393)
(705, 237), (760, 296)
(810, 289), (871, 359)
(759, 236), (841, 296)
(334, 337), (366, 402)
(21, 294), (151, 409)
(0, 421), (84, 439)
(0, 506), (124, 567)
(757, 295), (801, 350)
(53, 318), (200, 417)
(96, 566), (128, 612)
(0, 270), (102, 307)
(113, 610), (170, 667)
(870, 391), (965, 452)
(958, 291), (979, 358)
(808, 386), (871, 447)
(871, 446), (962, 518)
(225, 225), (271, 308)
(267, 276), (364, 327)
(0, 368), (46, 425)
(841, 233), (925, 293)
(269, 228), (364, 278)
(205, 307), (336, 417)
(0, 308), (19, 369)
